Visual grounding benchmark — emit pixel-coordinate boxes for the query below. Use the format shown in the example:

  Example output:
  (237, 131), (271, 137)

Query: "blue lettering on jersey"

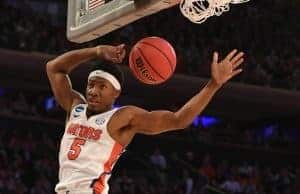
(75, 105), (84, 113)
(95, 118), (105, 125)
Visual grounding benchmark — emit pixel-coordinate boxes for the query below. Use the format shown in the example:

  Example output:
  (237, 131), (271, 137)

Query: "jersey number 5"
(68, 138), (86, 160)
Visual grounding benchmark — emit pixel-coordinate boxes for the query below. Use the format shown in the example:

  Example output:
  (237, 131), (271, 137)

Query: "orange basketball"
(129, 37), (176, 84)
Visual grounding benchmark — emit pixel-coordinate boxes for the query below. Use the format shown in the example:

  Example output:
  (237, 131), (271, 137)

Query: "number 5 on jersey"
(68, 138), (86, 160)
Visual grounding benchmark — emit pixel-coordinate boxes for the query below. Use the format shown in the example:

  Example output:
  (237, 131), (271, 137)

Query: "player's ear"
(113, 89), (121, 99)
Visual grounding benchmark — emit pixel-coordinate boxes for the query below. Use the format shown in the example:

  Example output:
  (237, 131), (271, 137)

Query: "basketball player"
(46, 44), (244, 194)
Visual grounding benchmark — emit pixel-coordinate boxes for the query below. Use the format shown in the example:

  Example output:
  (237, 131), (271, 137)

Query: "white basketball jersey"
(55, 104), (124, 194)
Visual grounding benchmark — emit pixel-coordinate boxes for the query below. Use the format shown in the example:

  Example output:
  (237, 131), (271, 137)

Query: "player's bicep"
(46, 64), (83, 111)
(129, 107), (182, 135)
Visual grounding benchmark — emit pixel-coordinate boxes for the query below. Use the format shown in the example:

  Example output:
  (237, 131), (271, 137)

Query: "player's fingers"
(110, 57), (119, 63)
(233, 58), (244, 69)
(120, 50), (126, 60)
(230, 68), (243, 77)
(120, 46), (126, 56)
(117, 55), (124, 63)
(231, 52), (244, 65)
(225, 49), (238, 61)
(115, 50), (125, 62)
(117, 44), (126, 53)
(213, 52), (218, 64)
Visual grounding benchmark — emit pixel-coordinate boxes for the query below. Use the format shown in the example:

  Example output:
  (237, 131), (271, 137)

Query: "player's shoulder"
(108, 105), (148, 132)
(118, 105), (147, 115)
(112, 105), (148, 122)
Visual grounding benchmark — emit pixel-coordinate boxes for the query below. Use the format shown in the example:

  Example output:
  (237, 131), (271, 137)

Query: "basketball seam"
(129, 48), (153, 84)
(139, 41), (175, 73)
(130, 49), (148, 83)
(130, 48), (155, 84)
(136, 47), (166, 80)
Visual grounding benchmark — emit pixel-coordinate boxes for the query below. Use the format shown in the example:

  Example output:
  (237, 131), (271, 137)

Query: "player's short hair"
(91, 62), (124, 89)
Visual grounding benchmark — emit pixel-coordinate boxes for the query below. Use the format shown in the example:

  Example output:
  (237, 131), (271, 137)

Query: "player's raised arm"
(127, 49), (244, 135)
(46, 44), (126, 112)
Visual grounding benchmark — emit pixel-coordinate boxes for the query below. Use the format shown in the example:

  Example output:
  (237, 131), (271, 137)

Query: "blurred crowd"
(143, 149), (300, 194)
(1, 0), (300, 90)
(0, 0), (68, 54)
(0, 88), (63, 120)
(0, 128), (58, 194)
(188, 122), (300, 153)
(0, 127), (299, 194)
(0, 0), (300, 193)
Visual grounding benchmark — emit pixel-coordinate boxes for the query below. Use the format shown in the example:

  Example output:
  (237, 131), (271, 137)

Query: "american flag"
(89, 0), (105, 11)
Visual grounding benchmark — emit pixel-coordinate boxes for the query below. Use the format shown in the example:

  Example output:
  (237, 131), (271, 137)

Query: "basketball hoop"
(179, 0), (250, 24)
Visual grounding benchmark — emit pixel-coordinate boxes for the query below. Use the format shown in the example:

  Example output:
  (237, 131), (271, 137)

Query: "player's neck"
(86, 105), (113, 119)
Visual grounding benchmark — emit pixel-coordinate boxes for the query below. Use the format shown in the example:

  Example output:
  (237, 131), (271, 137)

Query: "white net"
(180, 0), (250, 24)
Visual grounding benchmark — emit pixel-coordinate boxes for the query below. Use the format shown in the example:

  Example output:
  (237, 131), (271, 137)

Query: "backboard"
(67, 0), (179, 43)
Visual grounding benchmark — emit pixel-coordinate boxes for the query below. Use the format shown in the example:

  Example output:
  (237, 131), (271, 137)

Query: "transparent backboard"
(67, 0), (179, 43)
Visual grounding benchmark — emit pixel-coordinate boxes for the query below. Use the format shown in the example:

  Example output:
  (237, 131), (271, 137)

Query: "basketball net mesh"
(180, 0), (250, 24)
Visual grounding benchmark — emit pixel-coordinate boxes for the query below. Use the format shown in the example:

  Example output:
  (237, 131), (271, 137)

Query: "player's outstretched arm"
(46, 44), (126, 112)
(128, 49), (244, 135)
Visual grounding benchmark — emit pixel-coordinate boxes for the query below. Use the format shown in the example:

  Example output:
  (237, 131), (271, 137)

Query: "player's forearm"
(46, 47), (98, 74)
(174, 80), (221, 128)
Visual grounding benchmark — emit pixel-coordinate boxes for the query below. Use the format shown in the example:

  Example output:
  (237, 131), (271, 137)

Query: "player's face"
(86, 77), (119, 113)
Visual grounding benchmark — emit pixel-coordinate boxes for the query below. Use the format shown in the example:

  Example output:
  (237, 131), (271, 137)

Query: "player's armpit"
(127, 106), (186, 135)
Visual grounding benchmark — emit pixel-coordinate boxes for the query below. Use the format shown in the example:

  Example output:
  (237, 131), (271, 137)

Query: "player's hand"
(96, 44), (126, 63)
(210, 49), (244, 87)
